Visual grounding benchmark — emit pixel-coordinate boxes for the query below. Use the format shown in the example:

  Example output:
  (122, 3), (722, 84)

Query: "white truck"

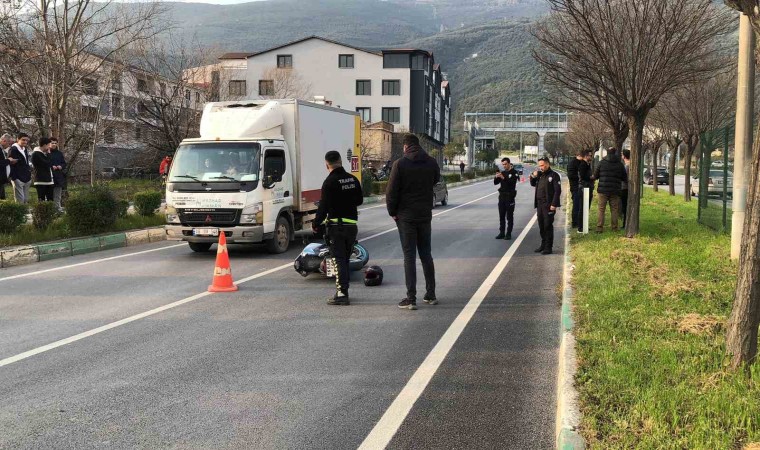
(164, 99), (362, 253)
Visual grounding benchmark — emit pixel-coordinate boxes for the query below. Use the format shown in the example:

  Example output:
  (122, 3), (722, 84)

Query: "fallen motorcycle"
(294, 241), (369, 277)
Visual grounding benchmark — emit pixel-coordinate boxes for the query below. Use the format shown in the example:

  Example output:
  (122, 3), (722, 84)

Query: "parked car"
(433, 177), (448, 208)
(513, 164), (524, 176)
(692, 170), (733, 198)
(644, 167), (669, 185)
(100, 167), (119, 179)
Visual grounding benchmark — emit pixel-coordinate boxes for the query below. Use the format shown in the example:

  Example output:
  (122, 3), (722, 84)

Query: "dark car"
(513, 164), (524, 176)
(644, 167), (669, 185)
(432, 178), (448, 208)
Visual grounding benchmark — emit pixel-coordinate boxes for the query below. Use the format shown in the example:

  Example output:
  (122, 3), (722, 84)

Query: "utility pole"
(731, 13), (755, 260)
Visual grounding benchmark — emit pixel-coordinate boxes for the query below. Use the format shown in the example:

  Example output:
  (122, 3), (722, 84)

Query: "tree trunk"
(652, 146), (660, 192)
(614, 131), (627, 153)
(726, 121), (760, 369)
(684, 141), (696, 202)
(625, 115), (645, 237)
(668, 142), (678, 196)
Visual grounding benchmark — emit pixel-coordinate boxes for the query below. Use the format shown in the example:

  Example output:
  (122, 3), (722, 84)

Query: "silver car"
(692, 170), (733, 198)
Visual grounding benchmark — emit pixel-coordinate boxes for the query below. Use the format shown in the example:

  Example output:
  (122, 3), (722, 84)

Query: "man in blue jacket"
(9, 133), (32, 204)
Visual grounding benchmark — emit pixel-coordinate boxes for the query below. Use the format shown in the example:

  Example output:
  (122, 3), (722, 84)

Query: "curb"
(556, 191), (586, 450)
(0, 226), (167, 269)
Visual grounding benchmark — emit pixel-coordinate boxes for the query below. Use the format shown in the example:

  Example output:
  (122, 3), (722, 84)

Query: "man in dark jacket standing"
(593, 147), (628, 232)
(314, 151), (364, 305)
(494, 157), (518, 240)
(0, 133), (17, 200)
(387, 134), (440, 310)
(530, 158), (561, 254)
(567, 150), (582, 228)
(49, 137), (66, 210)
(9, 133), (32, 204)
(577, 150), (594, 232)
(32, 137), (54, 202)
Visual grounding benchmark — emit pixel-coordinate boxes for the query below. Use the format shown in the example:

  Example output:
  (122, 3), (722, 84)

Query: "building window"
(81, 105), (98, 123)
(259, 80), (274, 96)
(277, 55), (292, 68)
(82, 78), (98, 96)
(411, 54), (425, 70)
(339, 54), (354, 68)
(111, 72), (121, 91)
(196, 92), (201, 103)
(382, 80), (400, 96)
(229, 80), (247, 96)
(356, 107), (371, 122)
(137, 101), (150, 117)
(383, 53), (409, 69)
(356, 80), (371, 96)
(184, 89), (191, 105)
(137, 79), (149, 93)
(382, 107), (400, 124)
(103, 127), (115, 144)
(111, 95), (122, 117)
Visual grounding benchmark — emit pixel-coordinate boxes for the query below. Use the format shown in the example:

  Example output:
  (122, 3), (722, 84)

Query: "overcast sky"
(170, 0), (266, 4)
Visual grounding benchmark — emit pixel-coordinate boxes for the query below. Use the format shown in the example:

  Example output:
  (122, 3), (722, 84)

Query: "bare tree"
(650, 107), (685, 196)
(533, 0), (733, 236)
(565, 113), (610, 158)
(257, 67), (312, 99)
(720, 0), (760, 369)
(643, 125), (666, 192)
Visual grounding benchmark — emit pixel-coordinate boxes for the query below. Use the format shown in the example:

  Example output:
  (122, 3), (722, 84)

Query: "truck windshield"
(169, 142), (261, 183)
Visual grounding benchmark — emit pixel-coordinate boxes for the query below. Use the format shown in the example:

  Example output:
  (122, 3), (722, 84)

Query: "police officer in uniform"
(494, 157), (518, 240)
(314, 151), (364, 305)
(529, 157), (561, 255)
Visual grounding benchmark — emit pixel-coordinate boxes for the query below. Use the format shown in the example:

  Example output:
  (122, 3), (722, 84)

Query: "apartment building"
(243, 36), (451, 148)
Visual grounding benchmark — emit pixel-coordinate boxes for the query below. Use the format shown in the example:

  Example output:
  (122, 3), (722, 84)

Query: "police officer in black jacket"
(529, 157), (562, 255)
(314, 150), (364, 305)
(494, 157), (518, 240)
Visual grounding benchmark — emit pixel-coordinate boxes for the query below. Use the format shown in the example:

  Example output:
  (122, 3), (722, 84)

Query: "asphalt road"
(0, 177), (564, 449)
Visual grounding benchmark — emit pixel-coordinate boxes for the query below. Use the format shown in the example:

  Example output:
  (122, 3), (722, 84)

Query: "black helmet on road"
(364, 265), (383, 286)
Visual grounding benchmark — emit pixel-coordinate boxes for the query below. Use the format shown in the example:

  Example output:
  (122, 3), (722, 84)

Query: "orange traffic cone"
(208, 232), (238, 292)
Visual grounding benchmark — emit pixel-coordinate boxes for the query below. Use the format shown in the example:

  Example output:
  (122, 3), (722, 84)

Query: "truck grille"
(179, 209), (240, 226)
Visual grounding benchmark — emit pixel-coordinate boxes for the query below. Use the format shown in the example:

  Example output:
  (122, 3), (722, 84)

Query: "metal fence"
(697, 126), (734, 233)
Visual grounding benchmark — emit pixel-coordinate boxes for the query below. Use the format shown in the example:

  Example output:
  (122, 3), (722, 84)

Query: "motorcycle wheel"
(348, 243), (370, 271)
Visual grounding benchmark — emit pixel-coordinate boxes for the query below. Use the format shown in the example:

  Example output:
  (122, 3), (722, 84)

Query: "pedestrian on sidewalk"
(621, 150), (630, 228)
(0, 133), (17, 200)
(8, 133), (32, 204)
(386, 133), (440, 310)
(494, 157), (518, 240)
(530, 157), (561, 255)
(577, 150), (594, 233)
(459, 160), (465, 176)
(32, 137), (54, 202)
(567, 149), (583, 228)
(49, 137), (66, 210)
(593, 147), (627, 233)
(314, 151), (364, 305)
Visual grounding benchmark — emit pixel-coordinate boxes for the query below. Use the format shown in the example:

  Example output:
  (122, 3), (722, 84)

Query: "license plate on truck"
(193, 228), (219, 237)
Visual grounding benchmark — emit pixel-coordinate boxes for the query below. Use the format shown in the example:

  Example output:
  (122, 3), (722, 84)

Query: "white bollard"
(583, 187), (590, 234)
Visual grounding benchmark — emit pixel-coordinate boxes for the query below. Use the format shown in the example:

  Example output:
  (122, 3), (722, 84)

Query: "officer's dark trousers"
(327, 224), (358, 294)
(537, 201), (556, 250)
(571, 188), (580, 227)
(397, 219), (436, 300)
(498, 193), (515, 235)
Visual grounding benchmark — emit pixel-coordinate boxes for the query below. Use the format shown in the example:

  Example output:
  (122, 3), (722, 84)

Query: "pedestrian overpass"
(463, 112), (570, 166)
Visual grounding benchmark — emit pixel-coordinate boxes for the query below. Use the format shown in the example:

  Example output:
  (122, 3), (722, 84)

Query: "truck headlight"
(241, 203), (263, 224)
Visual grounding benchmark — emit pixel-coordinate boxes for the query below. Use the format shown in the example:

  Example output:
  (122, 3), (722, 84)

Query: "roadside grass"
(571, 190), (760, 449)
(2, 178), (161, 204)
(0, 214), (164, 247)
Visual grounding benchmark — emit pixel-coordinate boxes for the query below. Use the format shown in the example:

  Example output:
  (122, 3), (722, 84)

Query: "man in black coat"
(49, 137), (67, 209)
(9, 133), (32, 204)
(386, 134), (440, 310)
(567, 149), (582, 228)
(494, 157), (519, 240)
(530, 158), (562, 255)
(0, 133), (17, 200)
(577, 150), (594, 232)
(32, 137), (54, 202)
(593, 147), (628, 232)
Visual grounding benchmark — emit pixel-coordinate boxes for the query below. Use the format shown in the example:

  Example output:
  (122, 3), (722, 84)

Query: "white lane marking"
(358, 180), (492, 211)
(0, 244), (186, 283)
(358, 214), (539, 450)
(0, 191), (500, 368)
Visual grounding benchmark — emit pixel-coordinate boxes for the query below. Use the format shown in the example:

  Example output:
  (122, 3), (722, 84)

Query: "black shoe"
(398, 298), (417, 310)
(505, 233), (512, 240)
(328, 291), (350, 305)
(423, 295), (438, 305)
(495, 233), (505, 239)
(534, 246), (545, 253)
(541, 248), (553, 255)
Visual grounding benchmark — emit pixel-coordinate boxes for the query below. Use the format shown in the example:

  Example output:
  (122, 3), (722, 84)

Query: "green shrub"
(443, 173), (461, 184)
(32, 201), (59, 230)
(463, 171), (477, 180)
(133, 190), (162, 216)
(116, 199), (130, 218)
(361, 169), (374, 197)
(0, 201), (27, 234)
(66, 185), (119, 235)
(373, 181), (388, 195)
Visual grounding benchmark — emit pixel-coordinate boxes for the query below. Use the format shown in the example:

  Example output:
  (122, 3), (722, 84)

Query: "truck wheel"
(189, 242), (212, 253)
(267, 216), (290, 254)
